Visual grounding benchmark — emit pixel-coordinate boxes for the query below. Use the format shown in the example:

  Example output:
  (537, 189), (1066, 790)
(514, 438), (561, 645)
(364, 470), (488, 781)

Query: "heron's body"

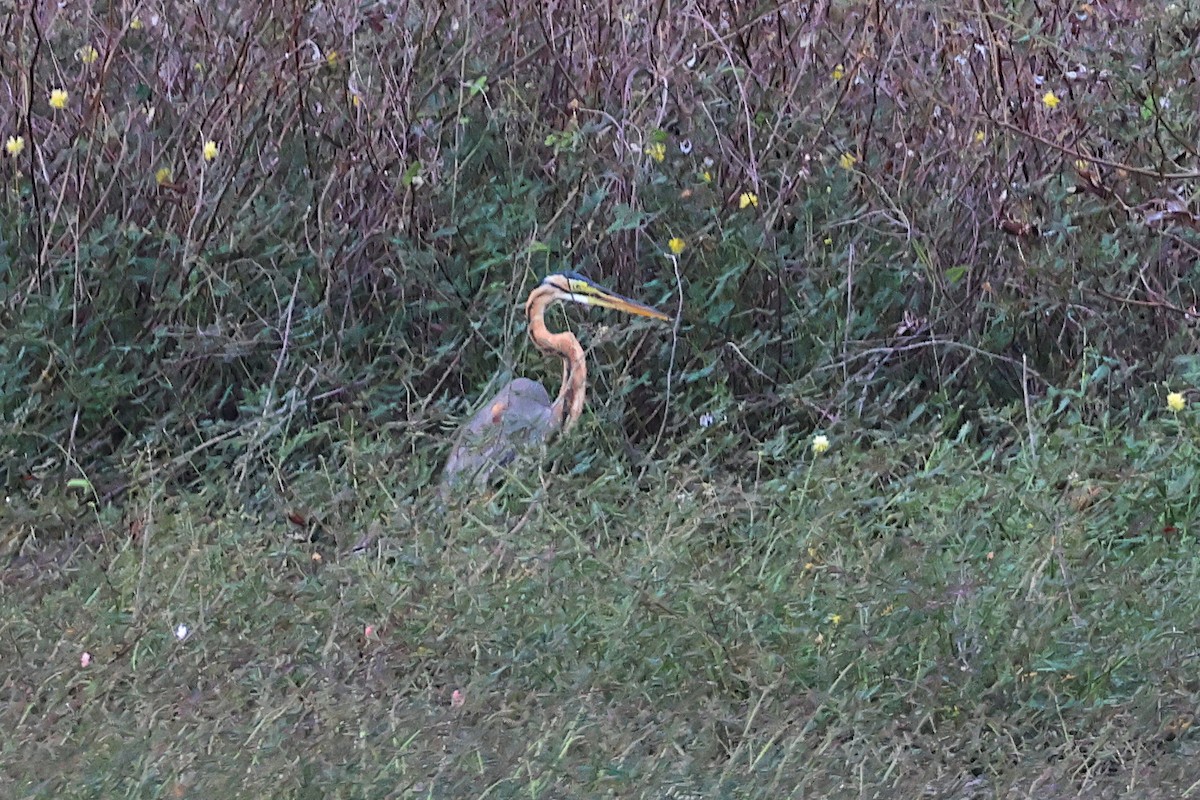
(440, 378), (553, 484)
(442, 272), (669, 488)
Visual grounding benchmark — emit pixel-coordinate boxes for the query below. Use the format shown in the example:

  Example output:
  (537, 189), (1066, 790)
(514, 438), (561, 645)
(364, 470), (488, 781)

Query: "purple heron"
(442, 272), (670, 488)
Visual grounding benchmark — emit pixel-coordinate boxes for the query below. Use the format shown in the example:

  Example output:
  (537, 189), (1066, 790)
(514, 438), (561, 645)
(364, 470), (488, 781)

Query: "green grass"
(4, 407), (1199, 798)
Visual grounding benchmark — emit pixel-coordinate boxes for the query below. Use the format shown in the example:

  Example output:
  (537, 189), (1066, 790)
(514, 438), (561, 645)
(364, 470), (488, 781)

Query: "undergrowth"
(2, 1), (1199, 492)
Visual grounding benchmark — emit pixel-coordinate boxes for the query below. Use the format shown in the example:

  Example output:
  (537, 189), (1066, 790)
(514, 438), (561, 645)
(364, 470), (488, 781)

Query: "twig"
(989, 117), (1200, 181)
(818, 338), (1047, 386)
(725, 342), (773, 383)
(1023, 354), (1037, 460)
(643, 254), (683, 478)
(263, 266), (303, 414)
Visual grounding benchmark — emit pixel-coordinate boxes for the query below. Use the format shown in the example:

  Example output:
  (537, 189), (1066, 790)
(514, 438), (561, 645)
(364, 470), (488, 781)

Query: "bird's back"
(441, 378), (556, 489)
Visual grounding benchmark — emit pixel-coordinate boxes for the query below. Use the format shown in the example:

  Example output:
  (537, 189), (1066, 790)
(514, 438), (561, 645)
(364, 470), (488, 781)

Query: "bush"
(2, 1), (1198, 493)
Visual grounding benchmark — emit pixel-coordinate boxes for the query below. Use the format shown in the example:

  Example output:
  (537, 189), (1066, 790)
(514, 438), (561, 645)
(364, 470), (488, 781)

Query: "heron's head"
(534, 272), (670, 322)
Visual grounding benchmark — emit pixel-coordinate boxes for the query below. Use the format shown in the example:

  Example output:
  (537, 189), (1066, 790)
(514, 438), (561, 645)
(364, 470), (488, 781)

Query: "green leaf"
(402, 161), (423, 186)
(606, 204), (649, 234)
(944, 265), (968, 284)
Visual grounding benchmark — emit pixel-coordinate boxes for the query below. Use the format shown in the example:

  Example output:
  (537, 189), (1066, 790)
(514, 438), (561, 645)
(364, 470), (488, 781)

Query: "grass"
(4, 403), (1199, 798)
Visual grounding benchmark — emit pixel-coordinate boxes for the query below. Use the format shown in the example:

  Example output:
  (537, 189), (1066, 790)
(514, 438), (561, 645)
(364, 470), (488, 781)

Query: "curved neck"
(526, 286), (587, 433)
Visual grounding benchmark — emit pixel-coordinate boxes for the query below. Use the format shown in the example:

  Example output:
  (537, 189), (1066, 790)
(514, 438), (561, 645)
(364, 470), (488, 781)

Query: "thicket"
(2, 1), (1199, 499)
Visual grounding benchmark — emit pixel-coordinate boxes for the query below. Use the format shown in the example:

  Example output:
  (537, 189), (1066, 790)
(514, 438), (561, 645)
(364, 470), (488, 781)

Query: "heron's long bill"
(562, 275), (671, 322)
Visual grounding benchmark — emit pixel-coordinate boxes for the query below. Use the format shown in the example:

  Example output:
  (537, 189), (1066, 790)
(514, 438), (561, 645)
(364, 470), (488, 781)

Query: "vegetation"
(2, 0), (1198, 796)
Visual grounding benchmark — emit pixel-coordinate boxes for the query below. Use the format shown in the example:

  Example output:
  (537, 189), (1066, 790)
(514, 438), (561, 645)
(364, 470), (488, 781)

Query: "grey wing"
(442, 378), (556, 488)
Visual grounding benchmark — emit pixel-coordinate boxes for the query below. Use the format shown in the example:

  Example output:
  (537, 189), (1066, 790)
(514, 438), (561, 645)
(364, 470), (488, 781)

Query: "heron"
(441, 272), (670, 488)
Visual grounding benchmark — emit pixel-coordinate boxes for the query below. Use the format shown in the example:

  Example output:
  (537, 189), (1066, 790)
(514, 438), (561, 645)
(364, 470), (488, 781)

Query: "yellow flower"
(838, 152), (857, 170)
(352, 94), (362, 108)
(812, 434), (830, 455)
(326, 50), (338, 67)
(829, 613), (843, 625)
(1167, 392), (1186, 412)
(973, 130), (985, 144)
(130, 16), (143, 30)
(49, 89), (68, 110)
(202, 140), (219, 161)
(738, 191), (758, 209)
(78, 44), (99, 64)
(155, 167), (173, 185)
(701, 170), (711, 183)
(1042, 91), (1061, 109)
(831, 64), (845, 81)
(5, 135), (24, 157)
(667, 237), (686, 255)
(644, 141), (666, 163)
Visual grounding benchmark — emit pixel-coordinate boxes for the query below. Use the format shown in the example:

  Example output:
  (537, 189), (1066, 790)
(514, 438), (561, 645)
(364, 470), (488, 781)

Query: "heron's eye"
(544, 276), (568, 291)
